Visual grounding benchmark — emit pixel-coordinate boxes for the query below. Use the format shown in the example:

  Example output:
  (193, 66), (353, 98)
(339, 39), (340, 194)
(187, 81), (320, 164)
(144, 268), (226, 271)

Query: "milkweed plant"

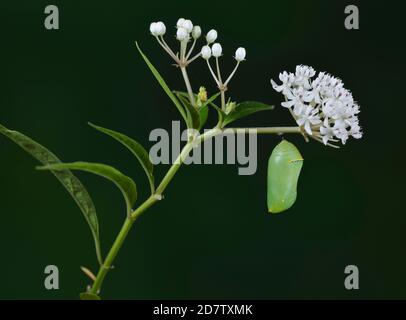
(0, 18), (363, 299)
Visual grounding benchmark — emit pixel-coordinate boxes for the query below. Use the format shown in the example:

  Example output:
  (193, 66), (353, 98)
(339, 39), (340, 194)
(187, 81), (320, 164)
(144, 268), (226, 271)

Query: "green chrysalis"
(267, 140), (304, 214)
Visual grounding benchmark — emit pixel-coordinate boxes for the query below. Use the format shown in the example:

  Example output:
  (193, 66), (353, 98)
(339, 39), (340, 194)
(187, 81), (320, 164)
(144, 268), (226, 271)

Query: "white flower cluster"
(150, 18), (246, 64)
(271, 65), (362, 146)
(149, 18), (247, 108)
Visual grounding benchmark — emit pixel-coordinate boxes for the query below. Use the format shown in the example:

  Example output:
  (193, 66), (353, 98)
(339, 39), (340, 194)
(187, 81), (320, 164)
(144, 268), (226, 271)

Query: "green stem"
(215, 57), (226, 111)
(226, 127), (302, 134)
(180, 66), (195, 107)
(220, 90), (226, 110)
(90, 217), (134, 295)
(90, 194), (158, 295)
(88, 126), (300, 296)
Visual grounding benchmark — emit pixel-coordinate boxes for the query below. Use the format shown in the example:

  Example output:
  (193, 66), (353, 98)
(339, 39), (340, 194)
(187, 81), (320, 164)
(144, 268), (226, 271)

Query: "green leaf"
(135, 42), (187, 124)
(173, 91), (221, 130)
(80, 292), (101, 300)
(222, 101), (274, 127)
(172, 90), (189, 99)
(0, 123), (103, 265)
(38, 162), (137, 216)
(172, 91), (220, 109)
(88, 123), (155, 194)
(208, 102), (226, 127)
(198, 92), (221, 130)
(198, 106), (209, 130)
(175, 93), (200, 130)
(203, 92), (221, 108)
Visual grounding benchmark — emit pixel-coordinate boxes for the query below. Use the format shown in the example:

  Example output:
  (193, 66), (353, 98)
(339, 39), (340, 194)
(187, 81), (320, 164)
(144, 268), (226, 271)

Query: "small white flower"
(294, 65), (315, 89)
(176, 27), (189, 41)
(201, 45), (212, 59)
(348, 122), (363, 139)
(283, 96), (305, 115)
(319, 119), (335, 145)
(206, 29), (218, 44)
(155, 21), (166, 36)
(192, 26), (202, 39)
(235, 47), (246, 61)
(212, 43), (222, 57)
(295, 105), (321, 135)
(271, 71), (295, 95)
(181, 19), (193, 33)
(176, 18), (185, 28)
(295, 65), (315, 78)
(334, 127), (350, 145)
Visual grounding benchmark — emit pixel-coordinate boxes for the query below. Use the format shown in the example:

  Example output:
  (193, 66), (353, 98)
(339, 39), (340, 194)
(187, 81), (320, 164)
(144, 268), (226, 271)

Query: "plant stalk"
(220, 90), (226, 110)
(88, 126), (301, 296)
(89, 217), (134, 295)
(180, 66), (195, 107)
(227, 127), (302, 134)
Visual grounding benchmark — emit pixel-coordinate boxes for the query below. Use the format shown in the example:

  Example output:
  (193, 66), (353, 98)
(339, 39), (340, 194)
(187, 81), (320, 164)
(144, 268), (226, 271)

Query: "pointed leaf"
(175, 93), (200, 130)
(38, 162), (137, 215)
(88, 123), (155, 194)
(172, 91), (220, 109)
(0, 123), (103, 265)
(198, 92), (221, 130)
(208, 102), (226, 127)
(135, 42), (187, 123)
(173, 91), (205, 129)
(198, 106), (209, 130)
(172, 91), (190, 100)
(173, 91), (221, 130)
(222, 101), (275, 127)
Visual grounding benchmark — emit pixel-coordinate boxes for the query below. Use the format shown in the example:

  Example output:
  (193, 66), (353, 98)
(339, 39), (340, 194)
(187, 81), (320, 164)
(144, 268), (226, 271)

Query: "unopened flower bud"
(176, 18), (185, 28)
(192, 26), (202, 39)
(176, 27), (189, 41)
(149, 22), (158, 36)
(206, 29), (218, 44)
(182, 19), (193, 33)
(155, 21), (166, 36)
(212, 43), (222, 58)
(201, 45), (212, 59)
(235, 47), (246, 61)
(198, 87), (208, 103)
(225, 101), (237, 115)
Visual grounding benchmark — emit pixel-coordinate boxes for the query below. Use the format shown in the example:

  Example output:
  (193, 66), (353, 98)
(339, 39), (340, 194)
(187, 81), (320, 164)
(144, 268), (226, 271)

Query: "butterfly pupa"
(267, 140), (303, 213)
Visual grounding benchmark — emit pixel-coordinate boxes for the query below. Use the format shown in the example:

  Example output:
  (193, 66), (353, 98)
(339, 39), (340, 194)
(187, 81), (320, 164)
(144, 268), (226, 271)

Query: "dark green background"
(0, 0), (405, 299)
